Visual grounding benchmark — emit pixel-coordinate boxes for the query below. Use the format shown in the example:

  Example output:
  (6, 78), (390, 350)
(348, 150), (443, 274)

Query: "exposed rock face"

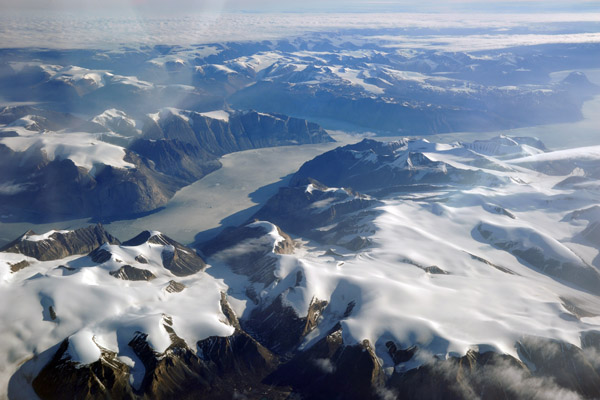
(266, 326), (385, 400)
(243, 295), (315, 356)
(126, 330), (215, 398)
(129, 138), (222, 182)
(202, 223), (333, 357)
(165, 280), (186, 293)
(141, 110), (333, 156)
(118, 301), (284, 399)
(109, 265), (156, 281)
(91, 151), (177, 219)
(1, 224), (119, 261)
(89, 247), (113, 263)
(32, 339), (135, 400)
(251, 178), (380, 249)
(0, 146), (177, 222)
(8, 260), (29, 272)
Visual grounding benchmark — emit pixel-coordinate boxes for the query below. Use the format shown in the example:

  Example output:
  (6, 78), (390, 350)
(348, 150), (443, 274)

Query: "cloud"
(0, 182), (27, 195)
(412, 346), (584, 400)
(0, 12), (598, 50)
(313, 358), (336, 373)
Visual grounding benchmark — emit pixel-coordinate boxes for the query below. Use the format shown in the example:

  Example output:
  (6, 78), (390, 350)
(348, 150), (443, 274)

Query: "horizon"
(1, 0), (600, 14)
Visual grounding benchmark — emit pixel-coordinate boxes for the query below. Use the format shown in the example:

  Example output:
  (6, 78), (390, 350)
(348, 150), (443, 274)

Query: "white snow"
(508, 145), (600, 164)
(148, 108), (191, 124)
(198, 64), (238, 75)
(92, 109), (139, 133)
(147, 46), (221, 67)
(27, 64), (154, 93)
(200, 110), (230, 122)
(249, 221), (286, 250)
(51, 66), (108, 92)
(7, 115), (39, 130)
(332, 67), (384, 94)
(65, 330), (102, 365)
(229, 52), (283, 74)
(476, 221), (587, 266)
(104, 73), (153, 90)
(22, 230), (71, 242)
(0, 128), (134, 173)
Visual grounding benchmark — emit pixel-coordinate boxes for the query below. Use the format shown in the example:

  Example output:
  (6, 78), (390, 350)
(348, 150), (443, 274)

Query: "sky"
(1, 0), (600, 14)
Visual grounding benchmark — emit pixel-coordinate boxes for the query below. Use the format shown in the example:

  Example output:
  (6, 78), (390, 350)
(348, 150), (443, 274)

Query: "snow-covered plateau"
(2, 135), (600, 399)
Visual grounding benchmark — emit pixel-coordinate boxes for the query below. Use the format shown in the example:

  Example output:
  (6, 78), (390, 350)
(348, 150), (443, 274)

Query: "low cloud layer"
(0, 13), (599, 50)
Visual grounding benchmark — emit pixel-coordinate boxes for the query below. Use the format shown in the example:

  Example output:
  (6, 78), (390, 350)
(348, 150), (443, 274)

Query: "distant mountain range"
(1, 39), (598, 133)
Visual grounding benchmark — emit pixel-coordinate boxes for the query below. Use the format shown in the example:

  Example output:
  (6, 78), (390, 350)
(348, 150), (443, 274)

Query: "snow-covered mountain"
(0, 105), (332, 222)
(3, 135), (600, 399)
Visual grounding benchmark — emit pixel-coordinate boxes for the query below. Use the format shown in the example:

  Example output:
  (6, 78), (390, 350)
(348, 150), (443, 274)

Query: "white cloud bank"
(0, 13), (599, 50)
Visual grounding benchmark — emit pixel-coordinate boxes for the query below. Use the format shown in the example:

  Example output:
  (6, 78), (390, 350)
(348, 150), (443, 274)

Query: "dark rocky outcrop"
(89, 247), (113, 263)
(129, 138), (221, 183)
(126, 330), (214, 398)
(109, 265), (156, 281)
(165, 280), (186, 293)
(32, 338), (135, 400)
(266, 325), (385, 400)
(8, 260), (30, 272)
(386, 341), (417, 365)
(1, 224), (119, 261)
(242, 295), (329, 356)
